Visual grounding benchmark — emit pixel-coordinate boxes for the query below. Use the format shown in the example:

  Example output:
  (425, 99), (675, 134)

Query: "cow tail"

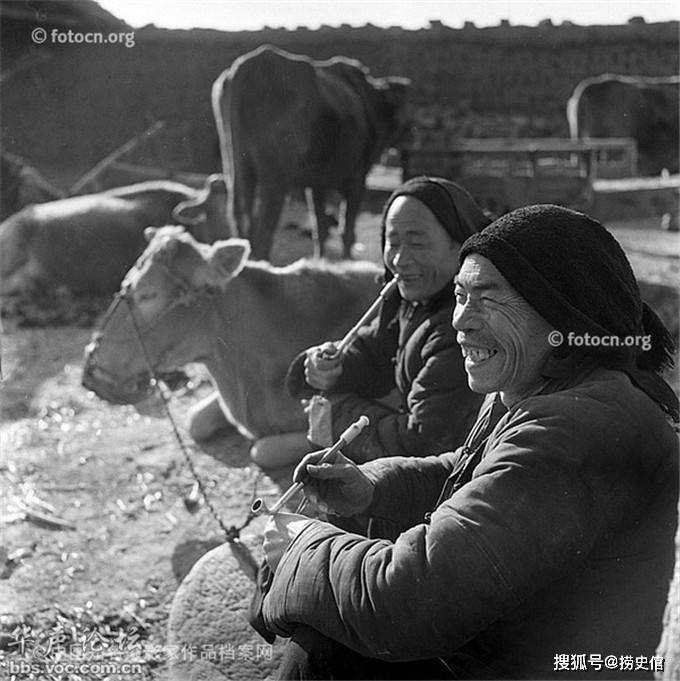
(212, 70), (237, 235)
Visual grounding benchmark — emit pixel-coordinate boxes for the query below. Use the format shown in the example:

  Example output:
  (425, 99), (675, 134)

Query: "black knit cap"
(380, 176), (491, 252)
(459, 204), (678, 420)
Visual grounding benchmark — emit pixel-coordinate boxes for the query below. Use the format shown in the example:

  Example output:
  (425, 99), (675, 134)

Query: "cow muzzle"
(81, 360), (154, 405)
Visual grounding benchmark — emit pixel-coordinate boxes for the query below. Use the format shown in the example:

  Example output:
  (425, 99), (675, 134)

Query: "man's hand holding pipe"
(293, 448), (375, 517)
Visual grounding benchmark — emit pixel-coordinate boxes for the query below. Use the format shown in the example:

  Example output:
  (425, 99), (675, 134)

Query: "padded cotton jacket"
(264, 367), (679, 679)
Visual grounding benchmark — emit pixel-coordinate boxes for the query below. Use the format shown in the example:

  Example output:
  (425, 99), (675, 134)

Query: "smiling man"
(453, 255), (555, 405)
(252, 176), (490, 467)
(253, 204), (679, 680)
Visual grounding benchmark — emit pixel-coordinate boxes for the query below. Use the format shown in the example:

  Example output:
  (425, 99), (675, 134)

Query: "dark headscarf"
(459, 204), (678, 421)
(380, 176), (491, 281)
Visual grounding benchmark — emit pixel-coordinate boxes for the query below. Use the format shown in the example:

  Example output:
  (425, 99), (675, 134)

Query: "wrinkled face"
(453, 254), (553, 407)
(383, 196), (460, 302)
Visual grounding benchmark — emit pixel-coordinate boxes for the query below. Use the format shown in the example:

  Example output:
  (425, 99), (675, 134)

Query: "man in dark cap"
(251, 176), (490, 467)
(254, 205), (679, 679)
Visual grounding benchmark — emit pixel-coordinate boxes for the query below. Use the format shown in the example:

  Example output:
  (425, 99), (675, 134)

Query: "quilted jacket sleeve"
(285, 315), (397, 401)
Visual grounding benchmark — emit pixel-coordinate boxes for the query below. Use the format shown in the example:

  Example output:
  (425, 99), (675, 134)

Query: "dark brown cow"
(1, 152), (64, 221)
(0, 178), (230, 298)
(213, 44), (411, 260)
(567, 74), (680, 176)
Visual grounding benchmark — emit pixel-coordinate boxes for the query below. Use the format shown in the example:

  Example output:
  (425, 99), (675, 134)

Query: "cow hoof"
(188, 392), (234, 441)
(167, 542), (280, 680)
(661, 213), (679, 232)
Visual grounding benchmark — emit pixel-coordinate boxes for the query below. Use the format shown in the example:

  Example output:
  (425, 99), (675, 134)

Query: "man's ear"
(209, 238), (251, 284)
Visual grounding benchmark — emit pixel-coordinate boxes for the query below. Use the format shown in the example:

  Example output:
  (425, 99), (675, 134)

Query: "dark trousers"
(276, 625), (455, 680)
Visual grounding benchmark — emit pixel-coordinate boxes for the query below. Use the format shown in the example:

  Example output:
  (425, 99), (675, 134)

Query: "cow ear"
(209, 239), (251, 283)
(144, 226), (158, 242)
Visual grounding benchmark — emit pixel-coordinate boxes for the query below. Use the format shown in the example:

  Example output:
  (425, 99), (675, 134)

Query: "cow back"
(103, 181), (196, 223)
(569, 74), (680, 174)
(226, 46), (321, 175)
(221, 45), (410, 188)
(0, 190), (186, 296)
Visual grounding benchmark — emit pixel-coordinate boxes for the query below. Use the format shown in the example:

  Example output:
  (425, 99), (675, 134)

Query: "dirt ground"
(0, 211), (382, 681)
(0, 211), (677, 680)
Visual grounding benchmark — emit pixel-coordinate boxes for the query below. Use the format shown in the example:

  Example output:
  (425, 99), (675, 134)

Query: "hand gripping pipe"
(250, 415), (370, 516)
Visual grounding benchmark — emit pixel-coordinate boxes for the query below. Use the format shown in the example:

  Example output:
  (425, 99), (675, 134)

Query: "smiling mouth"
(461, 346), (499, 363)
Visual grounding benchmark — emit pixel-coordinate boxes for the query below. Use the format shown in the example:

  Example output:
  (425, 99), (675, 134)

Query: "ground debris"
(8, 494), (76, 532)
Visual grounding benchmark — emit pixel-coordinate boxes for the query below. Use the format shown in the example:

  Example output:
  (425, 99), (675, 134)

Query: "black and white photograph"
(1, 1), (678, 679)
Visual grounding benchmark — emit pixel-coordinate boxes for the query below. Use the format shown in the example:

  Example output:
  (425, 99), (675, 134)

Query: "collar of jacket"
(387, 278), (455, 323)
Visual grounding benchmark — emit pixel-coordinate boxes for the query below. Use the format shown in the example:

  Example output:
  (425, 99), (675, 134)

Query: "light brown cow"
(0, 177), (232, 298)
(81, 226), (382, 440)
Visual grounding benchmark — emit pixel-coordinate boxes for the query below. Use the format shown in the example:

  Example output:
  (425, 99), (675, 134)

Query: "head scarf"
(380, 176), (491, 281)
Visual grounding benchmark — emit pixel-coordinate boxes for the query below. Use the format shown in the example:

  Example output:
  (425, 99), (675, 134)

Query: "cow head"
(382, 76), (414, 147)
(173, 174), (236, 244)
(1, 152), (64, 221)
(82, 225), (250, 404)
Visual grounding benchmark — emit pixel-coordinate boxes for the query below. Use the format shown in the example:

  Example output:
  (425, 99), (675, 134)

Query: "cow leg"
(340, 182), (365, 259)
(250, 187), (285, 260)
(188, 391), (234, 441)
(233, 162), (256, 238)
(308, 187), (329, 259)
